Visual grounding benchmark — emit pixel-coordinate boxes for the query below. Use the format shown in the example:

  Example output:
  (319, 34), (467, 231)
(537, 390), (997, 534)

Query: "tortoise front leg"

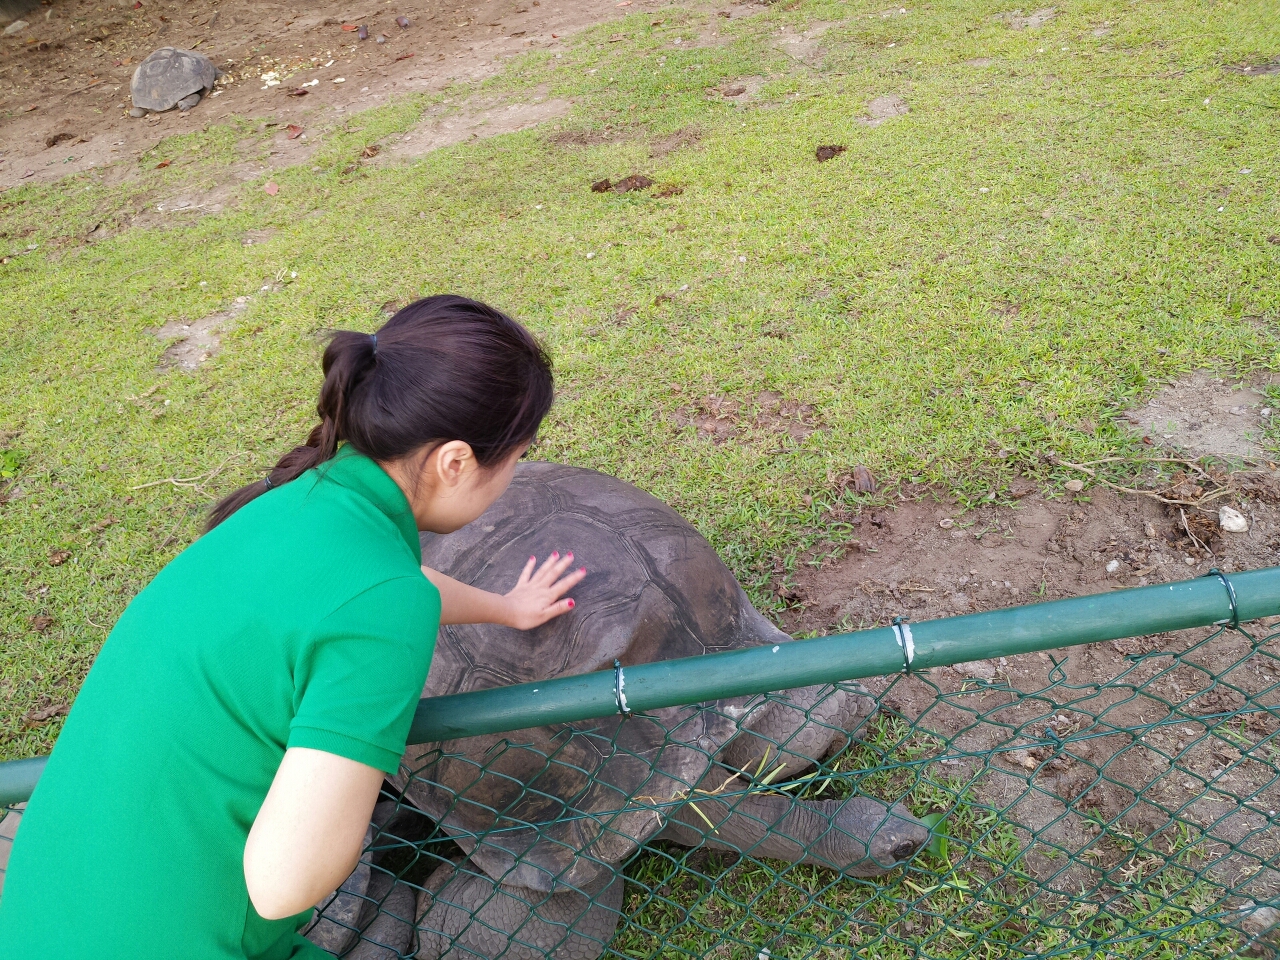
(718, 682), (877, 783)
(414, 861), (623, 960)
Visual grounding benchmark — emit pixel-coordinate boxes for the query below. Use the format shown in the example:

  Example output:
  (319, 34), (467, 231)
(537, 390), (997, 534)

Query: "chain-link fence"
(2, 570), (1278, 959)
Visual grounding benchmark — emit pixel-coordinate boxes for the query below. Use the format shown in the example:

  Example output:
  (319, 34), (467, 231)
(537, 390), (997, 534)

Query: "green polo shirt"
(0, 448), (440, 959)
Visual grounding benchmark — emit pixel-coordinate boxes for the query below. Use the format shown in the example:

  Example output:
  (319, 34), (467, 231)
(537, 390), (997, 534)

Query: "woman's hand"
(502, 552), (586, 630)
(422, 555), (585, 629)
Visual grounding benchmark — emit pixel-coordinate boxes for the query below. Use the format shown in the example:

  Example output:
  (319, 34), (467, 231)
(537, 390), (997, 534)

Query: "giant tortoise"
(309, 463), (928, 958)
(129, 47), (221, 117)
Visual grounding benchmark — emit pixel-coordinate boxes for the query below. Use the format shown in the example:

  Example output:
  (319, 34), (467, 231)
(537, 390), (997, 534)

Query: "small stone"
(1105, 559), (1121, 574)
(1144, 521), (1156, 538)
(1064, 478), (1084, 493)
(954, 660), (996, 680)
(938, 518), (955, 529)
(3, 19), (29, 35)
(129, 106), (147, 118)
(1185, 556), (1197, 565)
(1219, 506), (1248, 533)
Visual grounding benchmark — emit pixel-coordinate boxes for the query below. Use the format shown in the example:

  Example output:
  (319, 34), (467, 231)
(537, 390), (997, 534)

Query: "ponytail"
(207, 296), (553, 531)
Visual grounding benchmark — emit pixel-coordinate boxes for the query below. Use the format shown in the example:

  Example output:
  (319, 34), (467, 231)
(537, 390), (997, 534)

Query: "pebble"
(1219, 506), (1249, 533)
(1064, 479), (1084, 493)
(1144, 521), (1157, 538)
(954, 659), (997, 680)
(938, 518), (955, 529)
(1105, 559), (1121, 574)
(2, 19), (28, 35)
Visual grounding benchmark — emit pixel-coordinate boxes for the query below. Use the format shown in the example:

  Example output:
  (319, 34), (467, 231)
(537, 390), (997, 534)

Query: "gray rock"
(2, 19), (28, 35)
(954, 660), (997, 680)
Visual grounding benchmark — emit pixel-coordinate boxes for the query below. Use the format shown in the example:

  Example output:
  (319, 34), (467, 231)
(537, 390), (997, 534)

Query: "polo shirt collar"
(316, 446), (422, 563)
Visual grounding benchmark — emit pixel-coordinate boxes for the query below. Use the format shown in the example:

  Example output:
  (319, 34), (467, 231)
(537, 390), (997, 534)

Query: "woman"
(0, 295), (581, 958)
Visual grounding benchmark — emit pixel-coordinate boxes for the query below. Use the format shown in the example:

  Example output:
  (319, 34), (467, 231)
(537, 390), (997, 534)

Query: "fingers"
(533, 551), (577, 586)
(517, 555), (537, 587)
(543, 565), (587, 600)
(525, 595), (578, 630)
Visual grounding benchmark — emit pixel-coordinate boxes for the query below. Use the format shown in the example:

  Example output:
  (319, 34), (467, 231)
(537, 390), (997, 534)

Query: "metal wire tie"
(1206, 568), (1240, 628)
(613, 659), (632, 717)
(892, 616), (915, 674)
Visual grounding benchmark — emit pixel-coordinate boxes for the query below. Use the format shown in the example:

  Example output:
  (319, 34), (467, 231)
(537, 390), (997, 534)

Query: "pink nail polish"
(567, 599), (575, 609)
(552, 551), (559, 559)
(579, 568), (586, 574)
(567, 553), (573, 560)
(530, 556), (536, 563)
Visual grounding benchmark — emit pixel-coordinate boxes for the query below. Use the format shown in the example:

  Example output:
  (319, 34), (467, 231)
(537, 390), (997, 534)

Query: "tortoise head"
(818, 796), (931, 876)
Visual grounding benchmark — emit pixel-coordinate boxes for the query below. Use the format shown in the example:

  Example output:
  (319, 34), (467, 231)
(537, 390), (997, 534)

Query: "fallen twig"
(1053, 457), (1232, 508)
(1180, 508), (1215, 559)
(130, 454), (243, 498)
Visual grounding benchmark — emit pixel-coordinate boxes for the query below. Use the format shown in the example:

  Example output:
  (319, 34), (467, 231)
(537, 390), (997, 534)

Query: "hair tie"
(263, 475), (274, 490)
(370, 333), (378, 356)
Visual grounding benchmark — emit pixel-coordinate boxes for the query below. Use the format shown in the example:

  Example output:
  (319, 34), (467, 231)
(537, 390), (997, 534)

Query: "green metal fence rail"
(2, 568), (1278, 959)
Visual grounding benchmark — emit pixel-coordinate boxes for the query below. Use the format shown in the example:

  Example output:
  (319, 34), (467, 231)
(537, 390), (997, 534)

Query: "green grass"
(607, 708), (1247, 960)
(2, 0), (1279, 767)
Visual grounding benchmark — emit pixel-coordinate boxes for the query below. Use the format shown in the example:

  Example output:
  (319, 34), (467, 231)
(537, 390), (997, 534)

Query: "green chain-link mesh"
(3, 621), (1277, 959)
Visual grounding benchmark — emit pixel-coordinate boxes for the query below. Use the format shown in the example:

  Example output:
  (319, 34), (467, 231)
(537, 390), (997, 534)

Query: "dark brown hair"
(208, 294), (553, 530)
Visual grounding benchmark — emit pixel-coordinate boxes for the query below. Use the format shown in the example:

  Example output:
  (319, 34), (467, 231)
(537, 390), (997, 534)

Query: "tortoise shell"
(396, 463), (793, 892)
(130, 47), (218, 112)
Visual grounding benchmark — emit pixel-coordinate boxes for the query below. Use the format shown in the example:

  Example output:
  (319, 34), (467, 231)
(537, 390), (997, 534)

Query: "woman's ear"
(432, 440), (477, 491)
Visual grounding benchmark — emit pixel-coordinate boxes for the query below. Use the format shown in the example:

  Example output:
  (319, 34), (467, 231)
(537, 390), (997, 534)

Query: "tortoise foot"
(415, 860), (621, 960)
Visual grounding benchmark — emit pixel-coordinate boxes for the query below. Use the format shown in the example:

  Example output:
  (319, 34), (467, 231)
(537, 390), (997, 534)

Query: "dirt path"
(0, 0), (667, 190)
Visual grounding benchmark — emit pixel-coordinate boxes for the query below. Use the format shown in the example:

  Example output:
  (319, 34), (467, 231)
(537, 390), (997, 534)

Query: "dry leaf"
(263, 181), (279, 195)
(361, 144), (380, 158)
(851, 465), (876, 493)
(286, 124), (303, 139)
(49, 549), (72, 566)
(815, 144), (846, 162)
(29, 614), (54, 633)
(24, 702), (69, 725)
(155, 159), (170, 168)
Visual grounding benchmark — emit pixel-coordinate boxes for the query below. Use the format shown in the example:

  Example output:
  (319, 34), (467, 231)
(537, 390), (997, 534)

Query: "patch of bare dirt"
(546, 124), (630, 149)
(648, 125), (701, 157)
(964, 57), (994, 67)
(858, 93), (907, 126)
(671, 390), (826, 443)
(1224, 61), (1280, 77)
(386, 93), (571, 160)
(0, 0), (662, 192)
(1124, 371), (1279, 461)
(781, 478), (1280, 906)
(774, 20), (839, 65)
(705, 75), (764, 106)
(1003, 7), (1057, 29)
(152, 294), (250, 370)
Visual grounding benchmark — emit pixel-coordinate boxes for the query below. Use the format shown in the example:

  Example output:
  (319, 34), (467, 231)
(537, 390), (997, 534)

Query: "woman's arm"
(243, 747), (384, 920)
(423, 552), (585, 629)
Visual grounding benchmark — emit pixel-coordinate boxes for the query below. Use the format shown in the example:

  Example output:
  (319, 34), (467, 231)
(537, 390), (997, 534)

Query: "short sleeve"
(288, 576), (441, 773)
